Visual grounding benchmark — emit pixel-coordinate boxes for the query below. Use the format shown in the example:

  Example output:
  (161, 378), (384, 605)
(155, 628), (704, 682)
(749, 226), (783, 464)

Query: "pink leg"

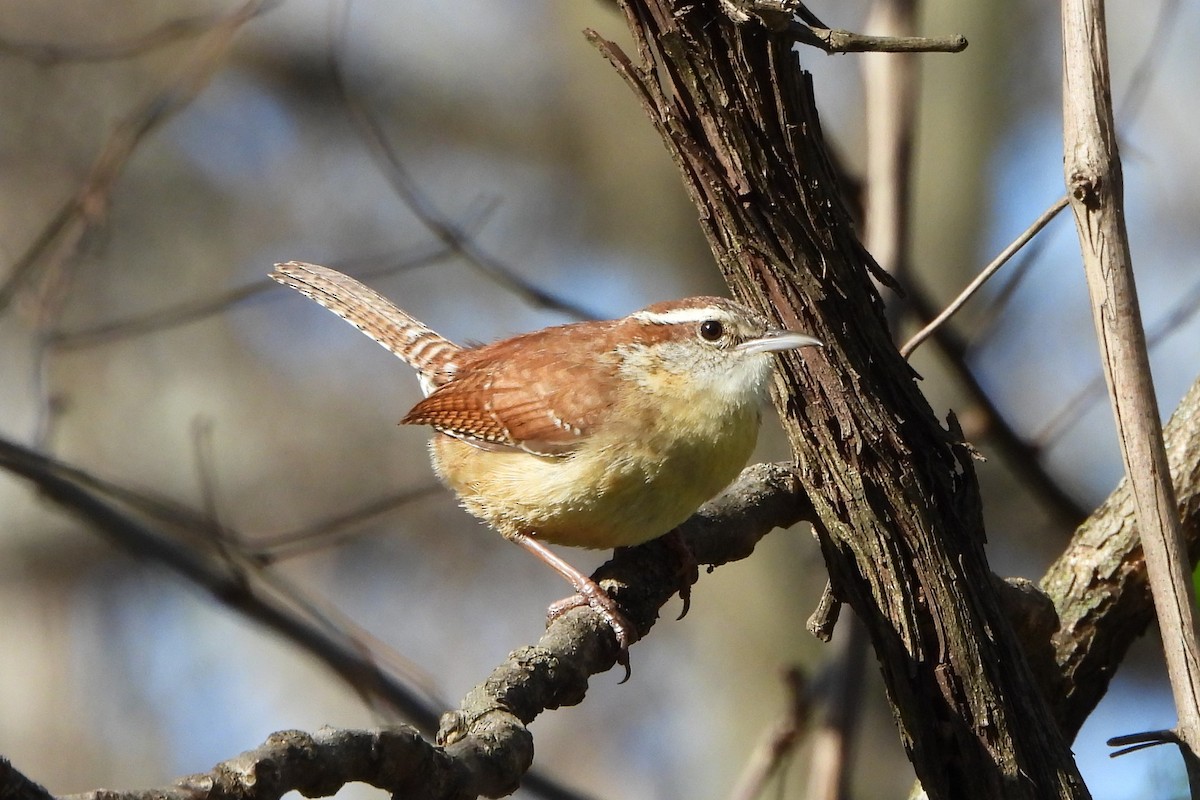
(510, 532), (636, 681)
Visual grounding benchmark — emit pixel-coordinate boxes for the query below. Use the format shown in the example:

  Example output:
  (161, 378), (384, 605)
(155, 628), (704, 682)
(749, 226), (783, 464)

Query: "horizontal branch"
(711, 0), (967, 53)
(54, 728), (509, 800)
(0, 437), (814, 798)
(787, 22), (967, 54)
(0, 437), (445, 730)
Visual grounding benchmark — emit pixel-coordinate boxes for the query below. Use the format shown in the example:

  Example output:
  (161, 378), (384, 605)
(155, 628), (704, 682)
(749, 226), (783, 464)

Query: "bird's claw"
(547, 583), (637, 683)
(662, 529), (700, 620)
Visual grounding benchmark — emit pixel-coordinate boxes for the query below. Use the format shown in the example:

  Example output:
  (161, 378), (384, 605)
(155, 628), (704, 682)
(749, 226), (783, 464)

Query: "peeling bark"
(595, 2), (1088, 796)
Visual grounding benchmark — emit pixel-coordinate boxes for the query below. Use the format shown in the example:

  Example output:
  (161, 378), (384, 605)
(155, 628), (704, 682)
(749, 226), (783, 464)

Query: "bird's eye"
(699, 319), (724, 341)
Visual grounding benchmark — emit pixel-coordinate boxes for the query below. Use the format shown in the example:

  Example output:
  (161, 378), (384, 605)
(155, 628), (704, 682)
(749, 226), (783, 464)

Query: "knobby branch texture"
(594, 2), (1088, 797)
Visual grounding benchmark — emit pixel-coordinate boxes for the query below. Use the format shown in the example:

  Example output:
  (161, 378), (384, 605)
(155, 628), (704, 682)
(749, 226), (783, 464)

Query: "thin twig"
(1108, 729), (1183, 759)
(726, 668), (810, 800)
(0, 3), (280, 65)
(900, 197), (1068, 358)
(181, 422), (415, 712)
(903, 275), (1089, 527)
(46, 234), (473, 351)
(855, 0), (1073, 531)
(51, 278), (281, 350)
(724, 0), (964, 52)
(0, 436), (445, 730)
(806, 580), (841, 642)
(0, 434), (809, 800)
(4, 0), (271, 449)
(46, 192), (496, 351)
(805, 617), (868, 800)
(249, 483), (444, 563)
(0, 432), (456, 723)
(788, 22), (966, 54)
(237, 543), (450, 717)
(963, 0), (1183, 356)
(167, 423), (456, 727)
(0, 436), (595, 798)
(893, 0), (1186, 513)
(961, 221), (1064, 349)
(327, 6), (600, 321)
(0, 0), (270, 314)
(1035, 275), (1200, 447)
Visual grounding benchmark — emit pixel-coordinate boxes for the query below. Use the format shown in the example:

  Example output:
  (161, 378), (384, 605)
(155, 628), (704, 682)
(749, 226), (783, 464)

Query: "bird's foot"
(509, 532), (638, 681)
(548, 579), (637, 683)
(661, 528), (700, 620)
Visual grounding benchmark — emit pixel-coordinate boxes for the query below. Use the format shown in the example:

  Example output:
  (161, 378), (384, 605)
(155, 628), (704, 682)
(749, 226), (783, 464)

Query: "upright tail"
(271, 261), (460, 395)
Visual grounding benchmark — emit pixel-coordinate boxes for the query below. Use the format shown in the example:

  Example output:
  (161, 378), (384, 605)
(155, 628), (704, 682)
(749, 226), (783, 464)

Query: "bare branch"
(46, 238), (466, 350)
(56, 727), (519, 800)
(248, 484), (444, 563)
(1108, 729), (1185, 758)
(0, 432), (812, 797)
(715, 0), (966, 52)
(788, 22), (967, 54)
(327, 8), (600, 321)
(0, 436), (445, 731)
(727, 668), (809, 800)
(852, 0), (1073, 534)
(0, 0), (269, 314)
(601, 3), (1087, 794)
(0, 4), (279, 65)
(1062, 0), (1200, 774)
(966, 0), (1186, 355)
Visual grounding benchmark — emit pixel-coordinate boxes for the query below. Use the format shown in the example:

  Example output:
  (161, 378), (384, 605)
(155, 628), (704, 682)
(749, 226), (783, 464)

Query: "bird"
(271, 261), (821, 676)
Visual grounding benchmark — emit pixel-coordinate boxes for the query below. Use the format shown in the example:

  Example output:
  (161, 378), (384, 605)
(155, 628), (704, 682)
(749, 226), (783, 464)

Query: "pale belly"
(429, 408), (761, 549)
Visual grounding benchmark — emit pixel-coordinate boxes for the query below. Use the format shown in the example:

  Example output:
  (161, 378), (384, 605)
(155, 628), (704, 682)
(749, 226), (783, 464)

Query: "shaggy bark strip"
(594, 3), (1088, 797)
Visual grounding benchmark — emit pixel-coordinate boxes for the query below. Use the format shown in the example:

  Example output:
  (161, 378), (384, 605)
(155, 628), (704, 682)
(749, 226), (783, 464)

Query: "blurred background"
(1, 0), (1198, 797)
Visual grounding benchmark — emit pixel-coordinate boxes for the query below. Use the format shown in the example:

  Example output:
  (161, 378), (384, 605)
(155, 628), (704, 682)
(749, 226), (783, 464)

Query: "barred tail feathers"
(271, 261), (459, 393)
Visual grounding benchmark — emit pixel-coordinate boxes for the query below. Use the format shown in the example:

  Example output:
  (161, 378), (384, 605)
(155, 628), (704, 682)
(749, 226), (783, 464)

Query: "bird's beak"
(737, 330), (824, 355)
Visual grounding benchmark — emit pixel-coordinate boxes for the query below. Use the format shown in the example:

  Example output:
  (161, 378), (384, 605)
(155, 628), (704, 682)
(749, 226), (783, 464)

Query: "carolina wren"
(271, 261), (821, 671)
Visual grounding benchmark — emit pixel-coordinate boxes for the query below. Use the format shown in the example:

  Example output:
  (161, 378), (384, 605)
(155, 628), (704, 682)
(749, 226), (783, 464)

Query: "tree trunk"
(597, 2), (1089, 796)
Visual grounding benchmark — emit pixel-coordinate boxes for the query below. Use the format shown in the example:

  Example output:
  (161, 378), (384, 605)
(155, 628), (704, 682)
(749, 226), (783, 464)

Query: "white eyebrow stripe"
(631, 306), (727, 325)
